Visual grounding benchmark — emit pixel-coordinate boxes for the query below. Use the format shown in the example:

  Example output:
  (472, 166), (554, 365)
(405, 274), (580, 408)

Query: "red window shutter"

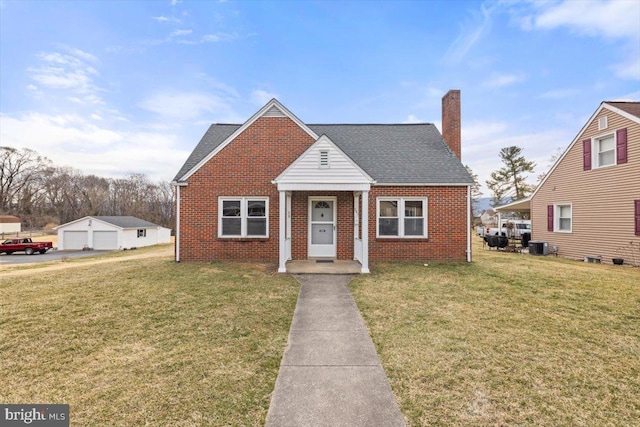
(616, 128), (628, 164)
(582, 139), (591, 170)
(547, 205), (554, 232)
(635, 200), (640, 236)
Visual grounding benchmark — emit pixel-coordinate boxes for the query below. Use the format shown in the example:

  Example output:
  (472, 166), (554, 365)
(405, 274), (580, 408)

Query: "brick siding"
(178, 116), (469, 263)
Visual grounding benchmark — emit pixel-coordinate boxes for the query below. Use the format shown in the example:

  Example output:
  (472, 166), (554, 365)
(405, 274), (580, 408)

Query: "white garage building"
(56, 216), (171, 250)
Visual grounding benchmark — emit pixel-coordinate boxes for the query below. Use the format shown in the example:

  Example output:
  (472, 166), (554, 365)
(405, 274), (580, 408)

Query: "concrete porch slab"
(286, 260), (362, 274)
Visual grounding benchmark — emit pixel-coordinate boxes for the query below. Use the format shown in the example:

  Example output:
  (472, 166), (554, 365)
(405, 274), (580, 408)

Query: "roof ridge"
(210, 123), (436, 126)
(308, 123), (435, 126)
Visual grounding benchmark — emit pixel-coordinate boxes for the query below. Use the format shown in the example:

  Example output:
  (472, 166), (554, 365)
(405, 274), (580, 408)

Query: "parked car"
(0, 238), (53, 255)
(478, 220), (532, 238)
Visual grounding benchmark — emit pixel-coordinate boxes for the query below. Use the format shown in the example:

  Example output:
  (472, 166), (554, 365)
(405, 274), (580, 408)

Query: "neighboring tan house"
(173, 91), (473, 273)
(55, 216), (171, 250)
(0, 215), (21, 234)
(480, 210), (498, 226)
(531, 101), (640, 265)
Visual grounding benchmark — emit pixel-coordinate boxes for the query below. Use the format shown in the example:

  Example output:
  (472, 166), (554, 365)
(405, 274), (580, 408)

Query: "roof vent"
(263, 105), (286, 118)
(598, 116), (607, 131)
(319, 150), (330, 168)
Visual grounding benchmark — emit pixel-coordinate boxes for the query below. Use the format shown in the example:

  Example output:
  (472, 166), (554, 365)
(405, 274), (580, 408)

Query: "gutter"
(174, 183), (181, 262)
(467, 185), (472, 263)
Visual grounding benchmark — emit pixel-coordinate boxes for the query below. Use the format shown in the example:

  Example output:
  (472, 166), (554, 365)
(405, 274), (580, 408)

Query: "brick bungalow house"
(172, 90), (473, 273)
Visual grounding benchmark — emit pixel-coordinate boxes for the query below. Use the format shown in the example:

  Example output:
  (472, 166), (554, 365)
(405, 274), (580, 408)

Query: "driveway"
(0, 250), (113, 266)
(1, 245), (174, 277)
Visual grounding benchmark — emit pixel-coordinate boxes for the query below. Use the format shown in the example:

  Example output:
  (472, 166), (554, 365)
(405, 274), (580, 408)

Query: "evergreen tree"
(486, 146), (536, 206)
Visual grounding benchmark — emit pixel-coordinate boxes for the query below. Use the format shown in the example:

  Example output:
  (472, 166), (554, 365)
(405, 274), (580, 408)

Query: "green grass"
(350, 239), (640, 426)
(1, 252), (299, 426)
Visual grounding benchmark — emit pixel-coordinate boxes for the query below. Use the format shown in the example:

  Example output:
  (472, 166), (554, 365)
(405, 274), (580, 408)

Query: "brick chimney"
(442, 89), (461, 160)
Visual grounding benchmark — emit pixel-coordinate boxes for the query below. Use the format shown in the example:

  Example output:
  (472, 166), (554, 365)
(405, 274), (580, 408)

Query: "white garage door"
(93, 231), (118, 250)
(64, 231), (88, 250)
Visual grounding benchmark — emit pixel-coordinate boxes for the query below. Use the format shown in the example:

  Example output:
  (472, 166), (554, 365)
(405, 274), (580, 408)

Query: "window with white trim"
(594, 134), (615, 168)
(555, 204), (572, 232)
(377, 197), (427, 238)
(219, 197), (268, 237)
(137, 229), (146, 238)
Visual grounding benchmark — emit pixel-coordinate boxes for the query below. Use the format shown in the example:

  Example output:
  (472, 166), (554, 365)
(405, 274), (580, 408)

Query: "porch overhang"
(273, 182), (371, 192)
(275, 184), (371, 275)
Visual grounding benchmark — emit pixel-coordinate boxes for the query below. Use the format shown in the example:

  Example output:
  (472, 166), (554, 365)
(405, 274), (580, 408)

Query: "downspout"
(175, 184), (181, 263)
(467, 185), (472, 263)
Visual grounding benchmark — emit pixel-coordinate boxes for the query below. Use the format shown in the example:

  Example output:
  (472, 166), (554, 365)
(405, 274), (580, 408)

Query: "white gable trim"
(532, 102), (638, 199)
(178, 99), (319, 182)
(273, 134), (375, 189)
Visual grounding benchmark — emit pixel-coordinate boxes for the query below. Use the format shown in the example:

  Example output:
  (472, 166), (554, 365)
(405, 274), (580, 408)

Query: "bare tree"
(0, 147), (51, 215)
(2, 146), (175, 229)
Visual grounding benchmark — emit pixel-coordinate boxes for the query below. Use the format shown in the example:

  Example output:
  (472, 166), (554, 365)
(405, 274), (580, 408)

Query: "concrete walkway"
(265, 275), (406, 427)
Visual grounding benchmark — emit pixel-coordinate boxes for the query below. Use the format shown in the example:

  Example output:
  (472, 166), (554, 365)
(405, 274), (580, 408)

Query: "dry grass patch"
(1, 254), (299, 426)
(351, 238), (640, 426)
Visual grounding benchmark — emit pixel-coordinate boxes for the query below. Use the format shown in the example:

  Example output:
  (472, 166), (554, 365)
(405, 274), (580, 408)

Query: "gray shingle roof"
(93, 216), (160, 229)
(174, 123), (473, 185)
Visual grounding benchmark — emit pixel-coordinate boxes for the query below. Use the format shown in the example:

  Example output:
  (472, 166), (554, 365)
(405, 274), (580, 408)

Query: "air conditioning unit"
(529, 241), (548, 256)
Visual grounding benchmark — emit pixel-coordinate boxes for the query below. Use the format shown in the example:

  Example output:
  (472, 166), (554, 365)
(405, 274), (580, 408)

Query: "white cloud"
(0, 112), (190, 182)
(526, 0), (640, 40)
(170, 29), (192, 37)
(402, 114), (423, 124)
(482, 73), (526, 88)
(27, 48), (105, 104)
(250, 89), (277, 106)
(177, 32), (241, 44)
(537, 88), (579, 99)
(139, 91), (242, 122)
(462, 120), (572, 194)
(511, 1), (640, 81)
(153, 16), (169, 22)
(611, 56), (640, 80)
(442, 3), (495, 64)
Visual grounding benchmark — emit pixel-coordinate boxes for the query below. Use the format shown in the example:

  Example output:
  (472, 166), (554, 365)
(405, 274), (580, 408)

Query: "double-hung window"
(219, 197), (268, 237)
(377, 197), (427, 238)
(555, 204), (572, 232)
(595, 135), (615, 168)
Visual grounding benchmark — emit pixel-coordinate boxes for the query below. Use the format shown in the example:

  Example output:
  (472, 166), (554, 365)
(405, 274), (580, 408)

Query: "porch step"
(286, 260), (362, 274)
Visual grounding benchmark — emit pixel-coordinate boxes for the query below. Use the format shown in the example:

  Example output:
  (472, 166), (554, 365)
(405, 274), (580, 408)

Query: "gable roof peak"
(173, 98), (318, 183)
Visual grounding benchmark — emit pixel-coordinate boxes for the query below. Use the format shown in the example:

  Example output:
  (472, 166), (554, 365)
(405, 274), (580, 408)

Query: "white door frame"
(308, 196), (337, 258)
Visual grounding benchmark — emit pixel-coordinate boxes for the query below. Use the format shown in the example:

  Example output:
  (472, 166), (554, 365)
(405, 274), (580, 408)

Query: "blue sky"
(1, 0), (638, 195)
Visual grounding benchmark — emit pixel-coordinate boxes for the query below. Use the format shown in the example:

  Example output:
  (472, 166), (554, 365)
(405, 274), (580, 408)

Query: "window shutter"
(616, 128), (627, 164)
(547, 205), (554, 232)
(582, 139), (591, 170)
(635, 200), (640, 236)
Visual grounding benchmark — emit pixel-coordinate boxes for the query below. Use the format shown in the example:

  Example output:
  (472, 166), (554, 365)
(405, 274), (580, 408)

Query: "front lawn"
(1, 252), (299, 426)
(350, 238), (640, 426)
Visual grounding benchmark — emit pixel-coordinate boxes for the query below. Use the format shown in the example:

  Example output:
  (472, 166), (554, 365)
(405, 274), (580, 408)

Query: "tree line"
(1, 146), (174, 230)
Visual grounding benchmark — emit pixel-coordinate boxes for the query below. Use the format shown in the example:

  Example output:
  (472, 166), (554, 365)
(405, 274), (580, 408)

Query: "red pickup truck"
(0, 238), (54, 255)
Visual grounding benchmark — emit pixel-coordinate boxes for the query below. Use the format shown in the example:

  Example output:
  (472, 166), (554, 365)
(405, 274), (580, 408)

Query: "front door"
(308, 197), (337, 258)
